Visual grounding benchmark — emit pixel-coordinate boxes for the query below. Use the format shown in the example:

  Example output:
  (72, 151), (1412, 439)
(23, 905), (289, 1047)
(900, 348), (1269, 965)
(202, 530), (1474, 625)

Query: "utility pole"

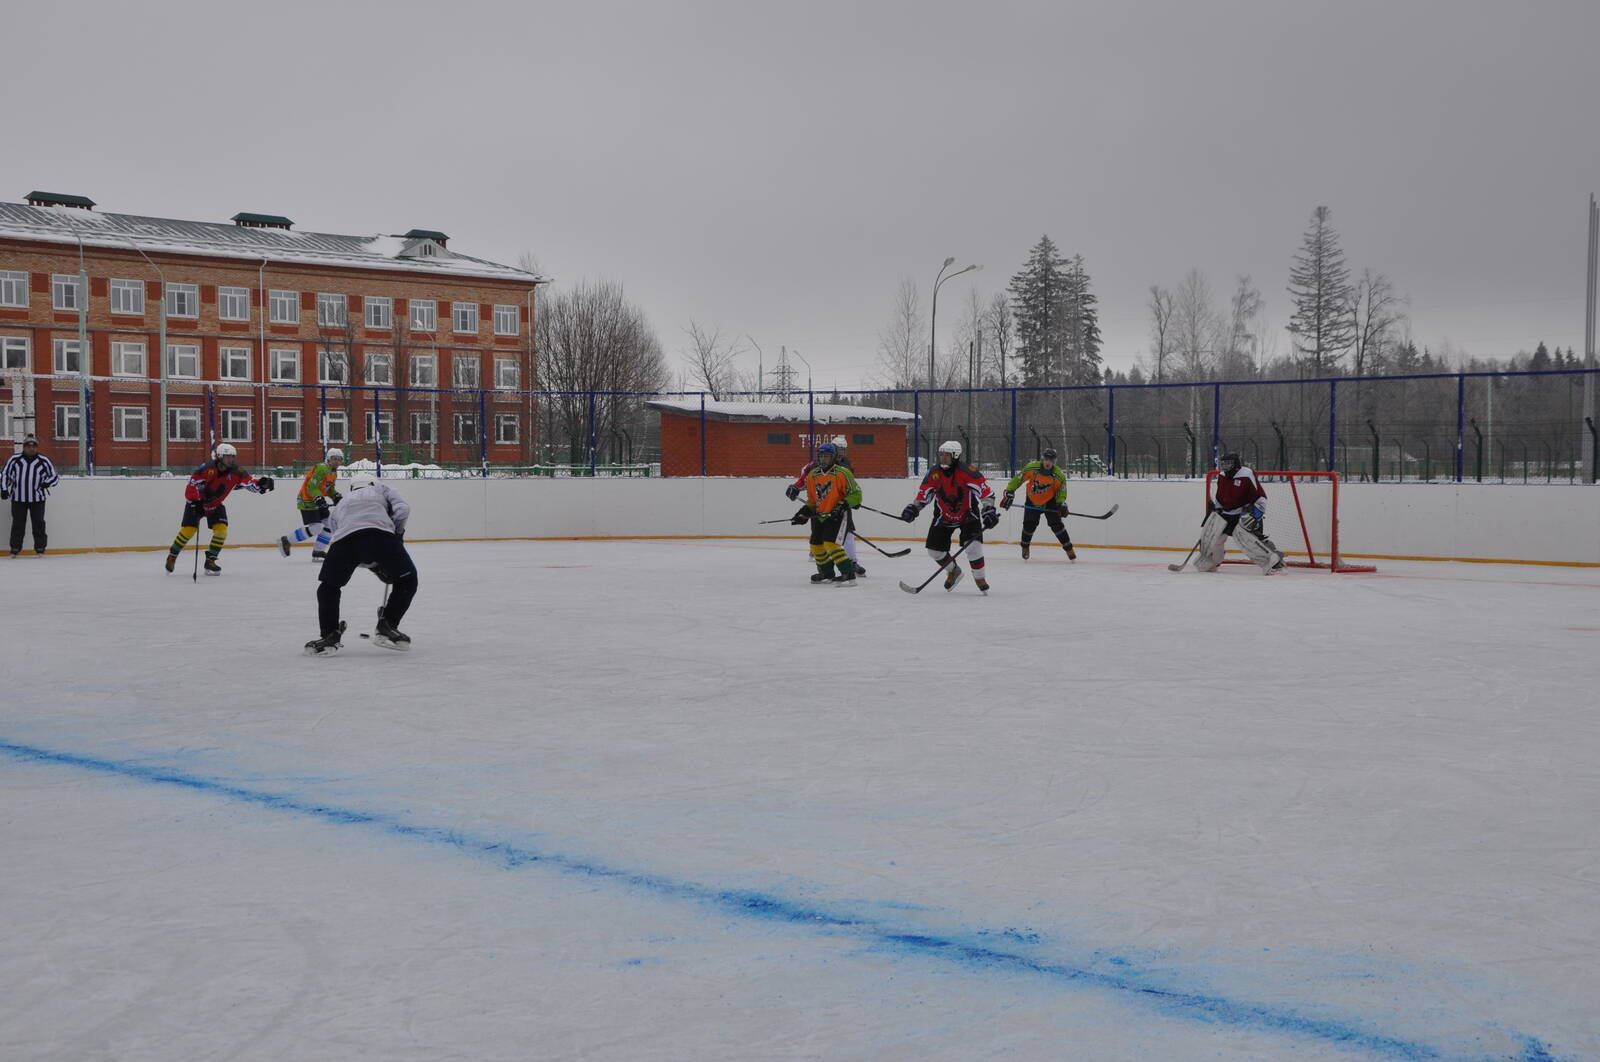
(1585, 194), (1597, 480)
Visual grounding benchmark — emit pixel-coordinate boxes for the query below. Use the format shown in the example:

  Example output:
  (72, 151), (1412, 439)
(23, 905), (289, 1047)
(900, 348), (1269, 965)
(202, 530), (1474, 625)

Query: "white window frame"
(318, 348), (349, 385)
(0, 270), (27, 309)
(52, 338), (83, 375)
(409, 353), (437, 388)
(452, 302), (479, 334)
(54, 403), (81, 441)
(495, 412), (519, 444)
(322, 410), (350, 444)
(167, 344), (201, 380)
(219, 345), (251, 381)
(112, 405), (148, 442)
(112, 340), (147, 377)
(493, 304), (519, 336)
(270, 347), (300, 383)
(409, 299), (437, 331)
(220, 408), (251, 443)
(453, 355), (480, 389)
(364, 410), (395, 443)
(494, 357), (519, 390)
(52, 273), (83, 311)
(218, 286), (250, 322)
(269, 289), (299, 324)
(168, 407), (201, 443)
(2, 336), (31, 370)
(164, 283), (199, 318)
(109, 278), (145, 315)
(317, 293), (348, 327)
(410, 411), (436, 444)
(271, 408), (301, 443)
(363, 350), (393, 385)
(453, 411), (479, 444)
(365, 296), (392, 329)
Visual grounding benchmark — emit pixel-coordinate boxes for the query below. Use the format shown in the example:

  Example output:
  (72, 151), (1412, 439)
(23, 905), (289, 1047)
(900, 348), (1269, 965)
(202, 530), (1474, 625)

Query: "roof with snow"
(0, 201), (543, 285)
(646, 398), (914, 424)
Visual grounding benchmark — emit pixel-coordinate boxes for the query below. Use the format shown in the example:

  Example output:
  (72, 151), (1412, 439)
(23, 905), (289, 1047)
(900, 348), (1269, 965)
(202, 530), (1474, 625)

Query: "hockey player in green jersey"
(1000, 448), (1076, 560)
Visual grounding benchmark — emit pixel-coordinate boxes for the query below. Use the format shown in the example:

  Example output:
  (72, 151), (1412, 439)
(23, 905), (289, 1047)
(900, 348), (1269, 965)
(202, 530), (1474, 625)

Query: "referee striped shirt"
(2, 452), (59, 503)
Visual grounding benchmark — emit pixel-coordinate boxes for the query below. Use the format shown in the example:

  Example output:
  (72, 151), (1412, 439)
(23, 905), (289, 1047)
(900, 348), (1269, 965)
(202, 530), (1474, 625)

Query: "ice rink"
(2, 538), (1597, 1060)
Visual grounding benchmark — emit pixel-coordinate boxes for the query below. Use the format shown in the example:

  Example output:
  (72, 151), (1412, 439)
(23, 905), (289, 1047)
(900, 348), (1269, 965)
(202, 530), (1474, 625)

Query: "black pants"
(1021, 506), (1072, 546)
(9, 501), (45, 553)
(808, 508), (848, 547)
(317, 528), (418, 636)
(925, 515), (982, 554)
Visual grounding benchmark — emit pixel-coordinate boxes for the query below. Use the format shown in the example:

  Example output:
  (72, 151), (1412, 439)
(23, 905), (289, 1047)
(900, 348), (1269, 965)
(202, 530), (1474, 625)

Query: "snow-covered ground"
(2, 540), (1596, 1061)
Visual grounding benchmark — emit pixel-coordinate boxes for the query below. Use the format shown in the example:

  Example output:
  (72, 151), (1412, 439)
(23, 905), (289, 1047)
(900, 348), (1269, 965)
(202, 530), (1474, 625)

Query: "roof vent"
(403, 228), (448, 248)
(26, 191), (95, 210)
(232, 212), (294, 230)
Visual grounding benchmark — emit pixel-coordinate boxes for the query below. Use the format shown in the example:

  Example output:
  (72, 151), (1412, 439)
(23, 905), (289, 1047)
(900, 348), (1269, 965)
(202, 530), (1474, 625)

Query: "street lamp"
(789, 348), (812, 393)
(929, 258), (980, 388)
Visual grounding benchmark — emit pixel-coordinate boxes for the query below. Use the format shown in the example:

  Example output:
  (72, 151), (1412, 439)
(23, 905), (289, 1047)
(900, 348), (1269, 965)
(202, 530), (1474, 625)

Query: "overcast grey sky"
(6, 0), (1598, 388)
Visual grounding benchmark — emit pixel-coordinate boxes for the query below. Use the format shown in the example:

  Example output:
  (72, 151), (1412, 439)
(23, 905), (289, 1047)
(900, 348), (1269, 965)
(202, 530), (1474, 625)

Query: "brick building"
(0, 191), (542, 472)
(647, 398), (912, 477)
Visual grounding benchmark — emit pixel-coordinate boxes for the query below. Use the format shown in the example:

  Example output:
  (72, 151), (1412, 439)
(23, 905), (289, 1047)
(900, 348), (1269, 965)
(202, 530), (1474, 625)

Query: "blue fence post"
(1008, 388), (1018, 477)
(478, 388), (488, 477)
(1327, 380), (1337, 472)
(1211, 383), (1221, 468)
(588, 390), (598, 477)
(372, 386), (384, 477)
(807, 389), (816, 461)
(698, 391), (706, 476)
(1455, 373), (1466, 482)
(1107, 386), (1117, 476)
(912, 389), (921, 476)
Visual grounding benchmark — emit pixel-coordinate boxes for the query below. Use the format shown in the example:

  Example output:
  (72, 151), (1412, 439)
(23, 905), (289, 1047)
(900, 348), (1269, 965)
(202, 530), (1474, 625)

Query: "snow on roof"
(0, 202), (544, 285)
(646, 398), (914, 423)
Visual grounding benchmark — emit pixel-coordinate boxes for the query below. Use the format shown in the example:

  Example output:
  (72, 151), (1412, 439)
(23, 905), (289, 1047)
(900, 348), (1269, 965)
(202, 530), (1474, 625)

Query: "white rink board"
(1, 540), (1595, 1060)
(30, 475), (1600, 566)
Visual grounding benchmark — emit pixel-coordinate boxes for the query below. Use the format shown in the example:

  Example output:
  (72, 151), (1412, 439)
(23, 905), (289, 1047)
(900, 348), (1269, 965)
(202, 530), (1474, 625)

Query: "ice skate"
(943, 563), (964, 591)
(304, 621), (346, 656)
(1020, 542), (1030, 560)
(164, 552), (177, 573)
(311, 550), (326, 563)
(204, 557), (222, 576)
(851, 563), (866, 577)
(374, 615), (411, 651)
(810, 571), (835, 584)
(974, 577), (990, 594)
(1064, 543), (1077, 561)
(278, 535), (292, 557)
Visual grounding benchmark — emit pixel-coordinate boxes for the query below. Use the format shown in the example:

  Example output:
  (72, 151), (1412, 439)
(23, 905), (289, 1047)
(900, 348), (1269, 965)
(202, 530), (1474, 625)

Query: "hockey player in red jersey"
(899, 440), (999, 592)
(1197, 452), (1283, 574)
(163, 443), (274, 575)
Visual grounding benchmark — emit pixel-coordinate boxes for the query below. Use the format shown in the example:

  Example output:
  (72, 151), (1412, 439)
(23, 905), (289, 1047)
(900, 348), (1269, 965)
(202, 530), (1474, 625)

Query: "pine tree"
(1287, 205), (1356, 375)
(1007, 236), (1068, 386)
(1059, 255), (1103, 384)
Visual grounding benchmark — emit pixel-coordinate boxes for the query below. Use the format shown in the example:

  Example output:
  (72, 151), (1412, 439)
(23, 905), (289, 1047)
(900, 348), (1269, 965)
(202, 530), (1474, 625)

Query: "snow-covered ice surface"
(2, 539), (1597, 1061)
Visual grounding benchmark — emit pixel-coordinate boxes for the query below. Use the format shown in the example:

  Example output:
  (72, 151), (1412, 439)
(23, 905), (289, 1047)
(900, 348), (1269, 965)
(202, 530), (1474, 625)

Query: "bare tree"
(1349, 269), (1406, 376)
(873, 278), (925, 388)
(1147, 285), (1176, 384)
(680, 320), (746, 399)
(1220, 275), (1264, 378)
(1173, 268), (1221, 382)
(983, 293), (1014, 386)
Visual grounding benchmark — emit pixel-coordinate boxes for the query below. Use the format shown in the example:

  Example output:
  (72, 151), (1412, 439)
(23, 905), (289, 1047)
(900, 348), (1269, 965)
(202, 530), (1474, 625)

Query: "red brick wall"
(657, 412), (907, 477)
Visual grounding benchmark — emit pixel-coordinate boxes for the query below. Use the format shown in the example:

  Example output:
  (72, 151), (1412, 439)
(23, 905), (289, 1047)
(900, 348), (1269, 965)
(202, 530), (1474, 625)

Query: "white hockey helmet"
(326, 447), (345, 466)
(938, 440), (962, 459)
(831, 435), (847, 449)
(214, 442), (238, 463)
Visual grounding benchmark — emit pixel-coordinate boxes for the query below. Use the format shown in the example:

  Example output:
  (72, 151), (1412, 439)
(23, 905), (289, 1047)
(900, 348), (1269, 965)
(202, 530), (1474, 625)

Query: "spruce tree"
(1007, 236), (1067, 386)
(1287, 205), (1356, 374)
(1059, 255), (1103, 384)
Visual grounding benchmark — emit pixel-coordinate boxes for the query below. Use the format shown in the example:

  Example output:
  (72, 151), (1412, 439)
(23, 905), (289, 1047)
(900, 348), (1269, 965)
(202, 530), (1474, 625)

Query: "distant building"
(647, 398), (913, 477)
(0, 190), (542, 469)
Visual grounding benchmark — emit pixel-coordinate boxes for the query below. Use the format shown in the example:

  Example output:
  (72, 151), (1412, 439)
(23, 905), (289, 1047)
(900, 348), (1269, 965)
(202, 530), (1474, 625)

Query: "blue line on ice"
(0, 738), (1564, 1062)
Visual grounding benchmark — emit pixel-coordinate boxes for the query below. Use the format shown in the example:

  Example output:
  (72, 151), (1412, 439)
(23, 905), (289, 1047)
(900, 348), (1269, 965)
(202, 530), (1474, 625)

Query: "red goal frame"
(1203, 470), (1376, 573)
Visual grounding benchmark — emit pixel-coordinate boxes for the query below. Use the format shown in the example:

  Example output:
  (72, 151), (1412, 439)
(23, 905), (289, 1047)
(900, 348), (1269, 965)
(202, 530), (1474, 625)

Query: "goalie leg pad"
(1195, 511), (1228, 572)
(1233, 522), (1282, 571)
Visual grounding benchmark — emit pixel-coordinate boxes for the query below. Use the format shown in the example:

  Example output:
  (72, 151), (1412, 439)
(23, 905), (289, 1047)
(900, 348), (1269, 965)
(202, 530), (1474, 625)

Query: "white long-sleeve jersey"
(323, 481), (410, 544)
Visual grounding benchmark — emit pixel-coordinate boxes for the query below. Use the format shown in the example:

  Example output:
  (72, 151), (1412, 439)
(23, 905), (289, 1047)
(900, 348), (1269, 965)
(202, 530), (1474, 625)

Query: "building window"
(112, 341), (147, 377)
(767, 432), (791, 445)
(110, 278), (144, 315)
(269, 289), (299, 324)
(365, 296), (392, 329)
(218, 286), (250, 322)
(365, 410), (395, 443)
(495, 413), (519, 444)
(318, 348), (349, 384)
(453, 355), (480, 389)
(453, 412), (479, 444)
(852, 433), (875, 445)
(168, 407), (201, 442)
(409, 353), (437, 387)
(220, 346), (251, 381)
(409, 299), (437, 331)
(270, 348), (300, 383)
(55, 404), (81, 441)
(494, 357), (519, 390)
(452, 302), (479, 333)
(52, 274), (83, 311)
(317, 293), (348, 328)
(493, 304), (518, 336)
(52, 339), (83, 374)
(410, 411), (435, 444)
(322, 410), (349, 444)
(0, 271), (27, 308)
(220, 408), (251, 442)
(167, 344), (201, 379)
(363, 351), (393, 385)
(165, 283), (199, 318)
(270, 409), (300, 443)
(112, 406), (148, 442)
(1, 336), (28, 369)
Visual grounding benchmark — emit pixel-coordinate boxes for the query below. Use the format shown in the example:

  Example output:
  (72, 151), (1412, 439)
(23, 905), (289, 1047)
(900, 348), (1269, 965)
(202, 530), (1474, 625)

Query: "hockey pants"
(317, 529), (418, 636)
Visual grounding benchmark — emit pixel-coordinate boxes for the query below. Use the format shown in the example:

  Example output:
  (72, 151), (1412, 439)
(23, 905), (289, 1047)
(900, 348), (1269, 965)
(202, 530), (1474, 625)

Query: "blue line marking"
(0, 738), (1567, 1062)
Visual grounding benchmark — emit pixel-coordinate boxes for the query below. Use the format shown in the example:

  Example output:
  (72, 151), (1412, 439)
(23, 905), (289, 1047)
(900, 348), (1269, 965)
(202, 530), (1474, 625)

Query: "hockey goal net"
(1203, 470), (1376, 573)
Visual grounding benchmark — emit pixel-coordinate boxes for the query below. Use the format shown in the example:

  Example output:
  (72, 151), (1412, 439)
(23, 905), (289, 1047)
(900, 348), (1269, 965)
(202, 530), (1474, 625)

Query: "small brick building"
(647, 398), (912, 477)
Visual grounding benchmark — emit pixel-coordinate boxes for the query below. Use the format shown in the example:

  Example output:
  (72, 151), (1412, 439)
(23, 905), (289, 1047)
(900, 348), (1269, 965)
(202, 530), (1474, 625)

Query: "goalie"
(1196, 453), (1285, 575)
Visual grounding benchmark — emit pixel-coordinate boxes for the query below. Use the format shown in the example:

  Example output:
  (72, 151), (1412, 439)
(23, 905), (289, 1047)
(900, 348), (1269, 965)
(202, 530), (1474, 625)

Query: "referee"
(2, 434), (60, 557)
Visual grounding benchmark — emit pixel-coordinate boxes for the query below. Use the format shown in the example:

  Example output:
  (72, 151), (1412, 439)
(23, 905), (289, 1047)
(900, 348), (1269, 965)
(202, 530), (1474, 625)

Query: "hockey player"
(1197, 453), (1284, 574)
(304, 478), (417, 655)
(788, 441), (862, 586)
(278, 448), (344, 560)
(163, 443), (274, 575)
(785, 435), (864, 576)
(1001, 447), (1076, 560)
(899, 440), (998, 592)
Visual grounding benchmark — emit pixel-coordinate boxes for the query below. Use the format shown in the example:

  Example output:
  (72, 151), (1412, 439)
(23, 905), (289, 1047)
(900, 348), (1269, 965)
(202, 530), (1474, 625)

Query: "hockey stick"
(191, 525), (202, 582)
(358, 582), (392, 640)
(1022, 503), (1120, 520)
(1167, 537), (1202, 572)
(899, 539), (975, 594)
(756, 517), (800, 525)
(851, 532), (911, 558)
(858, 503), (914, 522)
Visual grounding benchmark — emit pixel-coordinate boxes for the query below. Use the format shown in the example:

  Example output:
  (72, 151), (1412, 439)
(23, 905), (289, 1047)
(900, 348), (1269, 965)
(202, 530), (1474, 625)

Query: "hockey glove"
(1000, 491), (1014, 510)
(900, 503), (920, 523)
(329, 490), (343, 505)
(0, 490), (8, 501)
(256, 476), (276, 492)
(1058, 503), (1070, 516)
(784, 483), (800, 502)
(790, 507), (812, 525)
(981, 506), (1000, 530)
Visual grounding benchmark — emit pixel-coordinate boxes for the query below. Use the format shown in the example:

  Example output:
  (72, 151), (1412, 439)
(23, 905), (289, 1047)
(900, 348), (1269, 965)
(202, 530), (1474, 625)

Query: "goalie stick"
(1168, 537), (1203, 572)
(899, 540), (977, 594)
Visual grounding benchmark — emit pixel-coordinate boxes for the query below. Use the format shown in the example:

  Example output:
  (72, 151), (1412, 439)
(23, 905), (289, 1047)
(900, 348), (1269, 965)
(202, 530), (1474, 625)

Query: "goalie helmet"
(1218, 452), (1242, 477)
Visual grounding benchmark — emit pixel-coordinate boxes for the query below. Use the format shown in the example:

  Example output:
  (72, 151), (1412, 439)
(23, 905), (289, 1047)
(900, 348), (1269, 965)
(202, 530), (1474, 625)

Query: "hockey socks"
(205, 523), (228, 559)
(169, 525), (197, 555)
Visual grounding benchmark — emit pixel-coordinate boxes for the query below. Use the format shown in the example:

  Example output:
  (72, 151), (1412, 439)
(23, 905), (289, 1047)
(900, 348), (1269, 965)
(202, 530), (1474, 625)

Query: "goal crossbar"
(1204, 469), (1376, 573)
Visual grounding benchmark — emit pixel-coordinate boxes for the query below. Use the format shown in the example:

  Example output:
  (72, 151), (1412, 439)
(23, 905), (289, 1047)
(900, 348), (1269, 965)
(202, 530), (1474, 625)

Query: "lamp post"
(928, 258), (980, 389)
